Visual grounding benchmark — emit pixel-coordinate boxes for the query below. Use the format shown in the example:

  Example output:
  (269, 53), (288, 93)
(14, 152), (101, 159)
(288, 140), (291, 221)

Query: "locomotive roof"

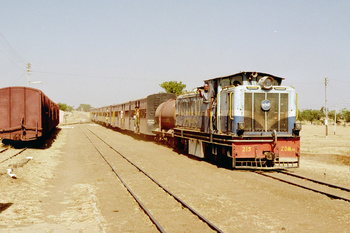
(204, 71), (285, 83)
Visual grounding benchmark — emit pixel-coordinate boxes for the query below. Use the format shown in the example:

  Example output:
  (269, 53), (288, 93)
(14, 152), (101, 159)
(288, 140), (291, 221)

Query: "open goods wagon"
(0, 86), (59, 141)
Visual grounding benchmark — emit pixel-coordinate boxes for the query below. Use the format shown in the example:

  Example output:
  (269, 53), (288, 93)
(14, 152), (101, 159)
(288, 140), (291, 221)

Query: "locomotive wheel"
(168, 138), (175, 148)
(174, 137), (185, 153)
(182, 139), (188, 153)
(266, 160), (275, 167)
(154, 136), (158, 142)
(203, 143), (214, 161)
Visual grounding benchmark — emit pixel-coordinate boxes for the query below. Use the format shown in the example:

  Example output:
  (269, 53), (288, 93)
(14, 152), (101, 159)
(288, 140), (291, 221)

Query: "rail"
(0, 148), (27, 164)
(255, 171), (350, 203)
(81, 126), (223, 233)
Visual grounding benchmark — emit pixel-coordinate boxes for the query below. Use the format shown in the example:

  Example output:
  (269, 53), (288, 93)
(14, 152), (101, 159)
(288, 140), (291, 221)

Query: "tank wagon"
(91, 93), (175, 136)
(0, 86), (59, 141)
(154, 71), (301, 169)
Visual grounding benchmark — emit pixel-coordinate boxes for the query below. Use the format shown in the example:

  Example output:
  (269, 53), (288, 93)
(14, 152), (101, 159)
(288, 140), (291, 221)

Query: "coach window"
(230, 76), (243, 86)
(187, 101), (190, 116)
(186, 101), (189, 116)
(182, 101), (186, 116)
(183, 101), (186, 116)
(220, 78), (230, 88)
(182, 101), (185, 116)
(194, 100), (196, 115)
(193, 101), (196, 116)
(192, 99), (196, 116)
(193, 99), (196, 116)
(180, 101), (182, 115)
(197, 100), (200, 116)
(180, 102), (182, 116)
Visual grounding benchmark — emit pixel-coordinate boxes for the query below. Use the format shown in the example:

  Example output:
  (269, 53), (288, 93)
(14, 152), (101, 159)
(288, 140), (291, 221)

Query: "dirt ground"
(0, 113), (349, 232)
(299, 123), (350, 188)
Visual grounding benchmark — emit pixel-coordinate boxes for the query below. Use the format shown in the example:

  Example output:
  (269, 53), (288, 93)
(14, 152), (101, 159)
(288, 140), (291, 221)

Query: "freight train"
(0, 86), (59, 141)
(91, 71), (301, 169)
(91, 93), (176, 134)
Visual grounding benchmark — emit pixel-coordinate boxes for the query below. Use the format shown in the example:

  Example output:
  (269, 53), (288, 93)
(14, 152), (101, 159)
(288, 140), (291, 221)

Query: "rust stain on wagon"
(0, 87), (59, 141)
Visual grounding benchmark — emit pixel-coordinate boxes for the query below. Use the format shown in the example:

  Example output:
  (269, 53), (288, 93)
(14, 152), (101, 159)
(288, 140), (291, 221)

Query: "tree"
(300, 109), (324, 124)
(160, 81), (186, 95)
(328, 110), (335, 120)
(340, 108), (350, 123)
(76, 104), (92, 112)
(57, 102), (74, 112)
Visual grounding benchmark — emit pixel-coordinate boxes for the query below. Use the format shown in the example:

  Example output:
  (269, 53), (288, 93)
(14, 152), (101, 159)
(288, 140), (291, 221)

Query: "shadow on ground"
(0, 203), (13, 214)
(1, 127), (61, 149)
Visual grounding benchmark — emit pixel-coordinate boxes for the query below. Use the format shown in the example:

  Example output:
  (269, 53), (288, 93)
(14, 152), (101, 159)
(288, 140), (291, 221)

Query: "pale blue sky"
(0, 0), (349, 110)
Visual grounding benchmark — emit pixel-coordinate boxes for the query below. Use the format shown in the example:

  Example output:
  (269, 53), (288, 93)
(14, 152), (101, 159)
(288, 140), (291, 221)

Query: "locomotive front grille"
(244, 92), (288, 132)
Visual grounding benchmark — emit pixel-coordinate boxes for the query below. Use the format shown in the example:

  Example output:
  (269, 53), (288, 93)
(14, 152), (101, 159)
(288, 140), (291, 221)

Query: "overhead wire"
(0, 47), (26, 70)
(0, 32), (28, 68)
(328, 78), (350, 84)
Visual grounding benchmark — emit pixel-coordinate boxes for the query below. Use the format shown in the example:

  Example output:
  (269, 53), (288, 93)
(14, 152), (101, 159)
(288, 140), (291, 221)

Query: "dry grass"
(301, 124), (350, 156)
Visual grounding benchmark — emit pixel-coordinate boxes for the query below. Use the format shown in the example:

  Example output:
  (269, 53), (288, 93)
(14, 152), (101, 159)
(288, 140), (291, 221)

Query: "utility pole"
(27, 63), (31, 87)
(325, 77), (328, 138)
(334, 106), (337, 135)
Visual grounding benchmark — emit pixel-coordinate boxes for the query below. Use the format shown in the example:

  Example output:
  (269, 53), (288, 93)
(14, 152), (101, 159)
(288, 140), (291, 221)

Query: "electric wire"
(0, 32), (28, 67)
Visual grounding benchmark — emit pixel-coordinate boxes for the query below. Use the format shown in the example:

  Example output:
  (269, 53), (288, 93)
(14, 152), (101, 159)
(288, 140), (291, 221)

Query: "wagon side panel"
(25, 88), (42, 139)
(0, 88), (11, 139)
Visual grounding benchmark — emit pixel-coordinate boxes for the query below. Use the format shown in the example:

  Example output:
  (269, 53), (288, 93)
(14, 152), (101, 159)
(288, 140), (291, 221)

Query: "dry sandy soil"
(0, 113), (349, 232)
(299, 124), (350, 188)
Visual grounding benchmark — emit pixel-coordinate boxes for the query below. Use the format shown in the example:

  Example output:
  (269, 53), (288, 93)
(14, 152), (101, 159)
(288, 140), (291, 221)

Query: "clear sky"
(0, 0), (349, 110)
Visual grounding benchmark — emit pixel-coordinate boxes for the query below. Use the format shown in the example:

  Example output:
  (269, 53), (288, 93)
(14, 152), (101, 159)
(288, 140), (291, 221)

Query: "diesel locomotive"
(91, 71), (301, 169)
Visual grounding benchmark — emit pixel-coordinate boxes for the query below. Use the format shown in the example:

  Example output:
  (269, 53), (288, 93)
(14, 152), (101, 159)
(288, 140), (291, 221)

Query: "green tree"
(76, 104), (92, 112)
(160, 81), (186, 95)
(340, 108), (350, 123)
(58, 102), (74, 112)
(300, 109), (324, 124)
(328, 110), (335, 120)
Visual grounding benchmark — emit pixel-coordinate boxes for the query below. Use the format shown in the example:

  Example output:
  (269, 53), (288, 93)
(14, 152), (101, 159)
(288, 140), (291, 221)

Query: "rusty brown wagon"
(0, 86), (59, 141)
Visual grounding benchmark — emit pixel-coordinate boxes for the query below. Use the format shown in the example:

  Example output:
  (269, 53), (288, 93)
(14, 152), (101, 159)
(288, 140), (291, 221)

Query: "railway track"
(0, 147), (28, 178)
(0, 148), (27, 164)
(255, 170), (350, 203)
(0, 148), (9, 153)
(80, 126), (223, 233)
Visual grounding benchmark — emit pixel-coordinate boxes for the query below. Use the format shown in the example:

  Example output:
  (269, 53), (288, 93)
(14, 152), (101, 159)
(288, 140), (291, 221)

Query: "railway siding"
(82, 126), (220, 232)
(0, 123), (349, 232)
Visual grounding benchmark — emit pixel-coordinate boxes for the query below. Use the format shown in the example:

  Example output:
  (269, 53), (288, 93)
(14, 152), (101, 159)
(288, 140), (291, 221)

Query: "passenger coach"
(91, 93), (175, 136)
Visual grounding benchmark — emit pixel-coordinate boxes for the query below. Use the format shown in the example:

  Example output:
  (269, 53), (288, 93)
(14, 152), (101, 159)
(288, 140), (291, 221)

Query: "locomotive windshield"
(205, 72), (284, 91)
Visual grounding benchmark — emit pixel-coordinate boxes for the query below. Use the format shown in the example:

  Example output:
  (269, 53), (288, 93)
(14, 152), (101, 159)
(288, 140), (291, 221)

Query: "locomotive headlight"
(258, 76), (274, 90)
(237, 122), (245, 131)
(237, 122), (245, 136)
(293, 122), (302, 136)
